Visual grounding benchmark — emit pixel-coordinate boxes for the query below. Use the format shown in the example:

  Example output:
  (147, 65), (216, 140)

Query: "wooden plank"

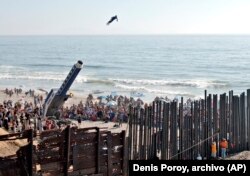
(207, 94), (212, 159)
(146, 106), (150, 159)
(228, 90), (233, 153)
(188, 108), (192, 159)
(135, 107), (139, 159)
(0, 132), (26, 140)
(221, 93), (227, 142)
(197, 100), (201, 157)
(173, 101), (177, 159)
(64, 125), (70, 176)
(27, 129), (33, 176)
(143, 105), (147, 160)
(148, 106), (152, 159)
(240, 92), (246, 150)
(179, 98), (184, 160)
(161, 102), (165, 160)
(204, 90), (207, 159)
(234, 96), (240, 152)
(151, 104), (155, 159)
(213, 94), (219, 155)
(213, 94), (218, 134)
(191, 101), (195, 159)
(145, 106), (151, 159)
(165, 103), (170, 160)
(161, 102), (167, 160)
(157, 101), (161, 159)
(232, 95), (236, 153)
(200, 99), (205, 158)
(107, 132), (112, 176)
(132, 107), (136, 159)
(169, 102), (174, 159)
(155, 101), (159, 155)
(247, 89), (250, 151)
(158, 101), (163, 158)
(96, 128), (101, 174)
(128, 105), (133, 160)
(193, 100), (199, 159)
(138, 108), (143, 159)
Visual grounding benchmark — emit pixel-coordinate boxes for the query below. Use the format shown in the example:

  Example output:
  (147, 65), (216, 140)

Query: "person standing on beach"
(118, 110), (124, 127)
(97, 108), (103, 120)
(3, 115), (9, 130)
(211, 141), (217, 159)
(17, 117), (22, 132)
(219, 138), (228, 159)
(118, 113), (122, 127)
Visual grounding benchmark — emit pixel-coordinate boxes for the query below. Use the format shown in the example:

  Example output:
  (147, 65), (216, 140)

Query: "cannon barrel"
(43, 60), (83, 117)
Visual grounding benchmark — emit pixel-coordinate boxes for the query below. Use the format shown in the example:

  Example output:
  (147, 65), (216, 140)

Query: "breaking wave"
(111, 78), (229, 89)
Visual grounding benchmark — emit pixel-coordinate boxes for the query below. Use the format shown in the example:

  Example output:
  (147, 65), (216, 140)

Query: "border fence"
(128, 90), (250, 160)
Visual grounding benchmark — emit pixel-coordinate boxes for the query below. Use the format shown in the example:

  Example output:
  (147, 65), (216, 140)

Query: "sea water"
(0, 35), (250, 102)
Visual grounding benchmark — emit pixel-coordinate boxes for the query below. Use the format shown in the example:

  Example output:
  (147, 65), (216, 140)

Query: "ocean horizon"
(0, 35), (250, 102)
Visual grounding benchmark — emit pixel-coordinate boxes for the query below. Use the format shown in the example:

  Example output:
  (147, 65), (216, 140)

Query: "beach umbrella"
(106, 101), (117, 107)
(97, 95), (107, 99)
(131, 91), (144, 97)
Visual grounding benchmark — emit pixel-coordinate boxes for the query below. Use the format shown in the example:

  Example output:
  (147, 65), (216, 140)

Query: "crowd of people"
(0, 88), (147, 134)
(1, 87), (197, 134)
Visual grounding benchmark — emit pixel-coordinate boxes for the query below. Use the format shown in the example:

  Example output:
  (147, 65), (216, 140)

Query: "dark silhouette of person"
(106, 15), (118, 25)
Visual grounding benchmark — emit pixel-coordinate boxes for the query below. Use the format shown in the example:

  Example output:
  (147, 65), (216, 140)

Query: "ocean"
(0, 35), (250, 102)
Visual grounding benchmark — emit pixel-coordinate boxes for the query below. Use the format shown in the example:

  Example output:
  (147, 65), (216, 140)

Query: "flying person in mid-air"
(106, 15), (118, 25)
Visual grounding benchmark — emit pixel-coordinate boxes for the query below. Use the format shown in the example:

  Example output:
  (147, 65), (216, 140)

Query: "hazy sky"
(1, 0), (250, 35)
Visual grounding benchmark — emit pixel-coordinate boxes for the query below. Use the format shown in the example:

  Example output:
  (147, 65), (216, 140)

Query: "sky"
(0, 0), (250, 35)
